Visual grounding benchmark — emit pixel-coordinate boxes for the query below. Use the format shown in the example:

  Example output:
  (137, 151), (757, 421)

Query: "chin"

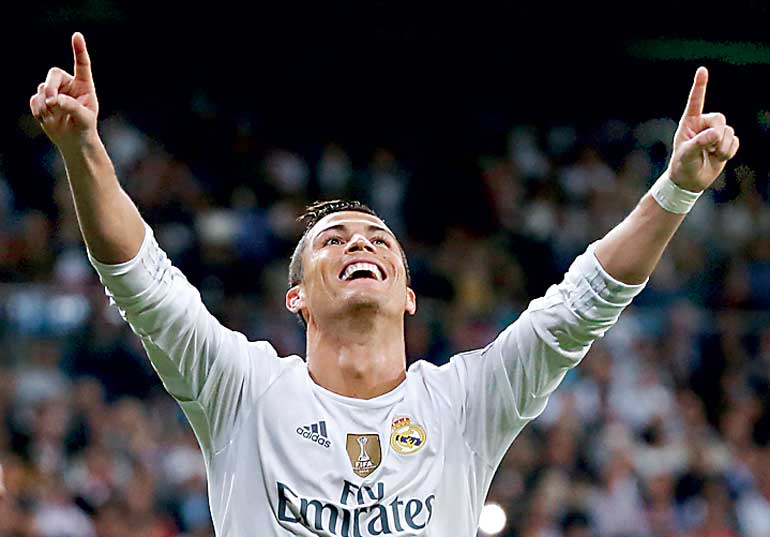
(335, 290), (395, 318)
(342, 293), (382, 312)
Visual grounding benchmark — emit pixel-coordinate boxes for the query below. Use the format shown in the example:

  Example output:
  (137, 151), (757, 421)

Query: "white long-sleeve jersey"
(88, 224), (645, 537)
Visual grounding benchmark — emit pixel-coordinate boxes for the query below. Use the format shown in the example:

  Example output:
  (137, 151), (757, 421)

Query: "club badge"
(390, 416), (426, 455)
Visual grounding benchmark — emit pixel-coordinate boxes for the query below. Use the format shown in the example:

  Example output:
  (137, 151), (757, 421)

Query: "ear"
(405, 287), (417, 315)
(286, 285), (305, 314)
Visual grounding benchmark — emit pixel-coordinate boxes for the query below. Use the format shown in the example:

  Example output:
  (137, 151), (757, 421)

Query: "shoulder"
(407, 348), (487, 378)
(246, 339), (306, 368)
(405, 350), (484, 404)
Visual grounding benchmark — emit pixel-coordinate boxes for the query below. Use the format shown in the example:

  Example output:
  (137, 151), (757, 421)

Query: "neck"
(306, 312), (407, 399)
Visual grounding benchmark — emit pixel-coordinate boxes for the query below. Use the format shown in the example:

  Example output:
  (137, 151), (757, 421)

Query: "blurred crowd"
(0, 106), (769, 537)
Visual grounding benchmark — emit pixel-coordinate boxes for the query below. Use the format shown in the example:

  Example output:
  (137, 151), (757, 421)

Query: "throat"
(309, 361), (407, 400)
(306, 321), (407, 399)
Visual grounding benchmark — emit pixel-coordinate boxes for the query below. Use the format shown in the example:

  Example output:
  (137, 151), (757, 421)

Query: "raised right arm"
(28, 33), (289, 454)
(28, 32), (144, 263)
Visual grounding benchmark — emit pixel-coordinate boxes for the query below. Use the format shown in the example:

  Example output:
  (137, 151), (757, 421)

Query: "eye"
(324, 236), (343, 246)
(372, 237), (389, 246)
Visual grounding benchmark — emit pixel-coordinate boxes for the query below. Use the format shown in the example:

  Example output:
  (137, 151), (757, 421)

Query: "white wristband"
(650, 173), (702, 214)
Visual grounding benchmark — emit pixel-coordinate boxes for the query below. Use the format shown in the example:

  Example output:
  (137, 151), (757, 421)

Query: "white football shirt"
(88, 223), (645, 536)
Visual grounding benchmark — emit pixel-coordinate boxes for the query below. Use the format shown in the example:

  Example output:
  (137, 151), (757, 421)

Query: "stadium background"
(2, 2), (770, 536)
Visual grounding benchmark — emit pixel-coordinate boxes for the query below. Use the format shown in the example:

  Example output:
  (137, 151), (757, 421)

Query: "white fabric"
(88, 223), (645, 537)
(650, 172), (702, 214)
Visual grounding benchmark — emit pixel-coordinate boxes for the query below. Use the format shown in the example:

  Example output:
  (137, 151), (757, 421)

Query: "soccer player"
(30, 32), (739, 536)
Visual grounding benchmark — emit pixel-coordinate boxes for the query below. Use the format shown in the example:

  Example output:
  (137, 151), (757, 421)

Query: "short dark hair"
(288, 200), (411, 324)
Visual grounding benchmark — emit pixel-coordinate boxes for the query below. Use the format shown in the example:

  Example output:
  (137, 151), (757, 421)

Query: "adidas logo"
(296, 420), (331, 449)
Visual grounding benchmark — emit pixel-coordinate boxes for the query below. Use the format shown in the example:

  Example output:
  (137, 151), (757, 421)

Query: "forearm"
(594, 172), (687, 285)
(60, 133), (145, 264)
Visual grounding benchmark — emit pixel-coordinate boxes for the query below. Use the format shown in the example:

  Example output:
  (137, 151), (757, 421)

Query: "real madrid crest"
(390, 416), (426, 454)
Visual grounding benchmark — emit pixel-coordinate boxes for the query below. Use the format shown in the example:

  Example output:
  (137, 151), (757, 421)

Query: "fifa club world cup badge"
(346, 434), (382, 478)
(390, 416), (426, 455)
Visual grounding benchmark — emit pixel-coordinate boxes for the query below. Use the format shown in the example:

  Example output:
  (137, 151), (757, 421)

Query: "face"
(286, 211), (416, 325)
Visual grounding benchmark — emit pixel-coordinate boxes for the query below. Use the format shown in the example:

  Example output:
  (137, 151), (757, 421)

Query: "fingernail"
(45, 96), (56, 106)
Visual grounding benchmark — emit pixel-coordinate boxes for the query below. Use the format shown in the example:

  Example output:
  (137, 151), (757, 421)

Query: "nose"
(345, 234), (375, 254)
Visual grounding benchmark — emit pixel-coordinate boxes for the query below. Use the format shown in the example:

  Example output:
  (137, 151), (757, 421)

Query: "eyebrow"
(313, 223), (395, 242)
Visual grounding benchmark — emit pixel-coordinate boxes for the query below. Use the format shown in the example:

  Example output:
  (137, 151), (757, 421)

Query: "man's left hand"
(668, 67), (740, 192)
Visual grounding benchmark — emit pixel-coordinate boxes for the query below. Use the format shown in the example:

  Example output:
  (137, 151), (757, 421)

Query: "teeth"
(342, 262), (382, 281)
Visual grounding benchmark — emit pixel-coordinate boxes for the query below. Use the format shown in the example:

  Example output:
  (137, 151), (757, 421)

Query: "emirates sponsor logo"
(277, 480), (435, 535)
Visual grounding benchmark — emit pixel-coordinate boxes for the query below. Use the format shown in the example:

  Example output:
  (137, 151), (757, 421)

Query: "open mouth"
(339, 261), (386, 282)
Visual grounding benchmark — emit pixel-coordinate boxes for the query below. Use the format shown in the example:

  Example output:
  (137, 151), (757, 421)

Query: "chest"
(213, 373), (478, 536)
(253, 386), (443, 491)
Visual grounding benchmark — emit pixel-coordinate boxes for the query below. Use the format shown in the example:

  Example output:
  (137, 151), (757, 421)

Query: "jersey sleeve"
(438, 242), (646, 468)
(88, 223), (285, 455)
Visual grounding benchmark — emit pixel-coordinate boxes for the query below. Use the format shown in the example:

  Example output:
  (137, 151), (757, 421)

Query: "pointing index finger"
(71, 32), (93, 84)
(684, 66), (708, 117)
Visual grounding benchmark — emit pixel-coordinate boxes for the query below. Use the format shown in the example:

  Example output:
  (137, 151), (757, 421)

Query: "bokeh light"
(479, 503), (506, 535)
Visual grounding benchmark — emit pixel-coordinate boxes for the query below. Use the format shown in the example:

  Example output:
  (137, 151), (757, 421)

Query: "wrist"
(58, 129), (104, 161)
(650, 170), (703, 214)
(666, 164), (705, 193)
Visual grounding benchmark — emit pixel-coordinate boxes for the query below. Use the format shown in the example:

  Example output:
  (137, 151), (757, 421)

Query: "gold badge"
(390, 416), (426, 455)
(346, 434), (381, 478)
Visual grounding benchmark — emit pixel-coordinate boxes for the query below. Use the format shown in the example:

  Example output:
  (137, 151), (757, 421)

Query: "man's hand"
(29, 32), (99, 152)
(27, 31), (145, 263)
(668, 67), (739, 192)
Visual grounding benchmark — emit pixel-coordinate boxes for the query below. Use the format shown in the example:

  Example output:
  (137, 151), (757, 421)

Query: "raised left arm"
(433, 67), (740, 470)
(595, 66), (739, 284)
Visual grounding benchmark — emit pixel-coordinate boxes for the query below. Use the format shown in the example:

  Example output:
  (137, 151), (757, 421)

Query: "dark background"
(5, 1), (770, 221)
(2, 3), (770, 536)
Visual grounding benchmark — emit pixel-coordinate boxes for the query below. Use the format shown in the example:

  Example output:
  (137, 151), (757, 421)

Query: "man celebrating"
(30, 33), (739, 536)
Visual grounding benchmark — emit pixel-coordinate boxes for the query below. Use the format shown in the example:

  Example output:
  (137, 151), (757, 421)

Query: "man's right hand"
(28, 31), (145, 263)
(29, 32), (99, 152)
